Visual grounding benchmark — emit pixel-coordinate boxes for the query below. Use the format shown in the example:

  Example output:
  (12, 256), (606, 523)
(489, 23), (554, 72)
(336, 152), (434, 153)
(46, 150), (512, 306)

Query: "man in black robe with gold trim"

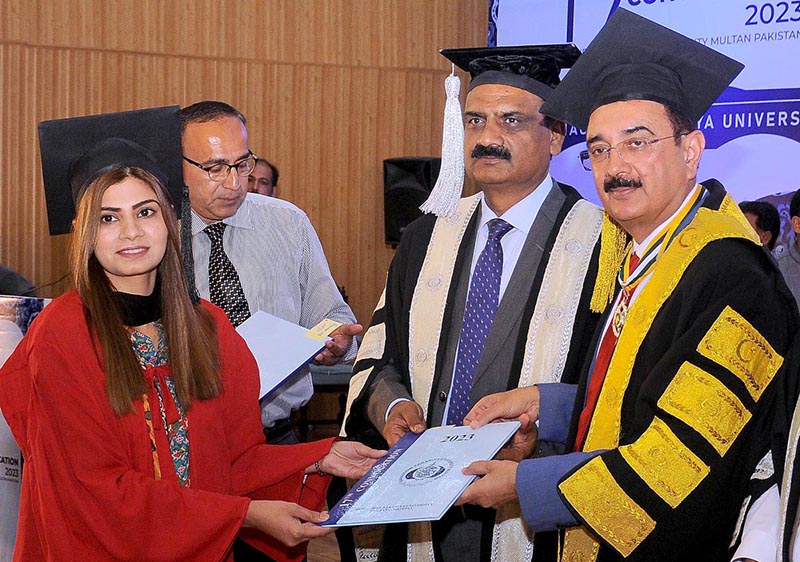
(458, 9), (798, 562)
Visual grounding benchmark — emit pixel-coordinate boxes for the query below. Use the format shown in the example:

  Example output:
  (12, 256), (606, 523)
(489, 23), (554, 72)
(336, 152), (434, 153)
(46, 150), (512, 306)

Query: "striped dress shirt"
(191, 193), (357, 427)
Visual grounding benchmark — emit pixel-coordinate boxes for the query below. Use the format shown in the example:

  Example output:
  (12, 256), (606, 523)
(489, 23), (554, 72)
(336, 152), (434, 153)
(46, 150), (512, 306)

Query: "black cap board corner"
(440, 44), (581, 101)
(38, 105), (183, 236)
(540, 8), (744, 130)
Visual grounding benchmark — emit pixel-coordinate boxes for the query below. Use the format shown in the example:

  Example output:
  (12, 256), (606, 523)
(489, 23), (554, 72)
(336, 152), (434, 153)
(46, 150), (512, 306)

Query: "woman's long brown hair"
(70, 167), (221, 416)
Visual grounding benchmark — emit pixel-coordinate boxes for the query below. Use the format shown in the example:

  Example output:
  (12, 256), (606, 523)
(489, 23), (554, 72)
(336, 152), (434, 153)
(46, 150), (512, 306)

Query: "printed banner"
(492, 0), (800, 203)
(0, 297), (47, 562)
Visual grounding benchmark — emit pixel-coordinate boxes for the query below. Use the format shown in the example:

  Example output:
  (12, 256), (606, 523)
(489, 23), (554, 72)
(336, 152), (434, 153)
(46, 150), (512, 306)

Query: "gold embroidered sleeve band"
(696, 305), (783, 401)
(619, 417), (710, 508)
(559, 456), (657, 557)
(658, 361), (751, 456)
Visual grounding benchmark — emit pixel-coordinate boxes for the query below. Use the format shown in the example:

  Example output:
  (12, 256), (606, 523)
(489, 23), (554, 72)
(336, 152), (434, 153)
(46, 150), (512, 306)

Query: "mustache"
(604, 176), (643, 193)
(471, 144), (511, 160)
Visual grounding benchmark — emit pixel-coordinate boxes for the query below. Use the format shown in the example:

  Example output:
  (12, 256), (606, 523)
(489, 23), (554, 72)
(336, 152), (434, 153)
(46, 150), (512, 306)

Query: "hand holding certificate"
(321, 421), (520, 527)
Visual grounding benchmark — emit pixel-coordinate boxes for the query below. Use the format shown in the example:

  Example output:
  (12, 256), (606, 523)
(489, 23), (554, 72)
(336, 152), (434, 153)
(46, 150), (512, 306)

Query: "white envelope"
(236, 310), (330, 399)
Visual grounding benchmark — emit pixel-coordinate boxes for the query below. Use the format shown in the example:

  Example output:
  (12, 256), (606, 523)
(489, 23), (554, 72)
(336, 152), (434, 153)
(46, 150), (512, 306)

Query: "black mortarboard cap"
(540, 9), (744, 130)
(440, 44), (581, 101)
(38, 106), (183, 235)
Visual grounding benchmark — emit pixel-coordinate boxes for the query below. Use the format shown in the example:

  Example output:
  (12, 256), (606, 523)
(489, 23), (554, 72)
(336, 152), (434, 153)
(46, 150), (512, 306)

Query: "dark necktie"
(204, 222), (251, 327)
(446, 218), (514, 425)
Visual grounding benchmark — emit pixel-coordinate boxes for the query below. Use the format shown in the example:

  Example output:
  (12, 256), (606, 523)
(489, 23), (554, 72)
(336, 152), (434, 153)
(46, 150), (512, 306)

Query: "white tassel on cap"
(420, 66), (464, 217)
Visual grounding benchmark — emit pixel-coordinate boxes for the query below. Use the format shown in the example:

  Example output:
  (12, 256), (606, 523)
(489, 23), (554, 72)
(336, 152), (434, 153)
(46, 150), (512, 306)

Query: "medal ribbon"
(619, 184), (706, 290)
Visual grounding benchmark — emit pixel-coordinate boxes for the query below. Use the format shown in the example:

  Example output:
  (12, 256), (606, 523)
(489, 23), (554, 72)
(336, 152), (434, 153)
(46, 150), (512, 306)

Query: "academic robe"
(0, 291), (334, 562)
(344, 182), (602, 562)
(770, 330), (800, 561)
(547, 180), (798, 561)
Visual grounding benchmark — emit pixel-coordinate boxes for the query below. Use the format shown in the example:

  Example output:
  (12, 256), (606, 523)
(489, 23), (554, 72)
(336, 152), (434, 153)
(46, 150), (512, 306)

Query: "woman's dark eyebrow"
(100, 199), (160, 212)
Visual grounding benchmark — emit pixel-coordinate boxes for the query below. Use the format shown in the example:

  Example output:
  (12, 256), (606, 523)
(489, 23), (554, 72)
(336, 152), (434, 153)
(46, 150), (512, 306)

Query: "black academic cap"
(38, 106), (184, 235)
(440, 44), (581, 101)
(540, 9), (744, 130)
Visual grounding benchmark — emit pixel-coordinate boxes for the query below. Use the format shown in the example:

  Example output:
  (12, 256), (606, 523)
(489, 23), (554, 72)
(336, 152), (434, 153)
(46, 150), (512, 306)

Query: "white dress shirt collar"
(477, 174), (554, 235)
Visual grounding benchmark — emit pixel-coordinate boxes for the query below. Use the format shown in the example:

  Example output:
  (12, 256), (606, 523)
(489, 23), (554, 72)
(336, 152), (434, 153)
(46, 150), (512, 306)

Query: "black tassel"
(180, 185), (201, 304)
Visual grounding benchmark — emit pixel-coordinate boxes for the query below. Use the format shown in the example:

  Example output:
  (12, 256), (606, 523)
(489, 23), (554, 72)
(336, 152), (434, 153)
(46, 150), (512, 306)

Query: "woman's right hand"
(243, 500), (333, 547)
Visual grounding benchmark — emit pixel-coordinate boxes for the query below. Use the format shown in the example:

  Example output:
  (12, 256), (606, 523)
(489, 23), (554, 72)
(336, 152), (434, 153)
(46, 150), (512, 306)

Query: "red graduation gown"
(0, 291), (333, 562)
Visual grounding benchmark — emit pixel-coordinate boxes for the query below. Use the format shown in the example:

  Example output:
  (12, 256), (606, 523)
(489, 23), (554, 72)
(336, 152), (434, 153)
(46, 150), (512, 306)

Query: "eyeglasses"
(183, 151), (258, 182)
(579, 133), (688, 171)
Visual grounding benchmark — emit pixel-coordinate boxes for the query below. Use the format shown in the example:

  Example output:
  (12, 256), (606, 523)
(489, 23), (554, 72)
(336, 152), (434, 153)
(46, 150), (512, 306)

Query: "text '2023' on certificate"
(321, 421), (520, 527)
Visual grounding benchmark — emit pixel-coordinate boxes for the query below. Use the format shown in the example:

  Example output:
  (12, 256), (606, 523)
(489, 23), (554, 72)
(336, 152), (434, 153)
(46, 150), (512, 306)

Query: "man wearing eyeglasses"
(180, 101), (361, 449)
(456, 9), (798, 562)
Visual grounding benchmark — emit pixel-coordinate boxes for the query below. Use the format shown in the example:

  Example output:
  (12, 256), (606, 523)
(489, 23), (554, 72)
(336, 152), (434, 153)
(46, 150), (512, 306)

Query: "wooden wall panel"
(2, 1), (484, 68)
(0, 0), (486, 324)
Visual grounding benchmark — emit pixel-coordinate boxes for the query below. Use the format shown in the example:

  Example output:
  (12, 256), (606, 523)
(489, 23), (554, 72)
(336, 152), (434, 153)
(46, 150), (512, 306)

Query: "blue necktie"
(446, 218), (513, 425)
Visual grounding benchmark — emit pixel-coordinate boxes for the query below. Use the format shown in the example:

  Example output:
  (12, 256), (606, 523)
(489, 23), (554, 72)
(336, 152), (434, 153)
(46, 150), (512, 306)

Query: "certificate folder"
(321, 421), (520, 527)
(236, 311), (329, 400)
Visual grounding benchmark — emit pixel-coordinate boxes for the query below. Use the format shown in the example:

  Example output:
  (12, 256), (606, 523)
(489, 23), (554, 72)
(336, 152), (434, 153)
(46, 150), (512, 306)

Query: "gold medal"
(611, 289), (633, 337)
(611, 298), (627, 337)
